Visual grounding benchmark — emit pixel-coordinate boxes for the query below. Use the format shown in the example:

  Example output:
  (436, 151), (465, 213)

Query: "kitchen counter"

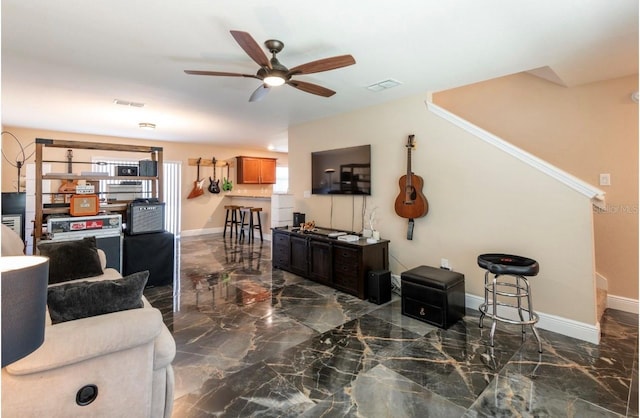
(224, 194), (271, 200)
(224, 194), (294, 232)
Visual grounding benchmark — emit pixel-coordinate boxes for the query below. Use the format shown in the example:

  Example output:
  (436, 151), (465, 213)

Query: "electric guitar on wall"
(222, 163), (233, 192)
(394, 135), (428, 239)
(57, 149), (78, 203)
(187, 158), (205, 199)
(208, 158), (221, 194)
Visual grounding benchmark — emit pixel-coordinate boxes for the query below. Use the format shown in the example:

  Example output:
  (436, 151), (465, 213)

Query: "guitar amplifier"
(126, 199), (165, 235)
(69, 194), (100, 216)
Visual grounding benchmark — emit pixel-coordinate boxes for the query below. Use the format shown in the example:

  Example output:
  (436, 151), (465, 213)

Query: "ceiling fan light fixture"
(264, 75), (286, 87)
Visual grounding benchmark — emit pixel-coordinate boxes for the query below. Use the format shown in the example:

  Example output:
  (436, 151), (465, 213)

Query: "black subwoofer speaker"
(368, 270), (391, 305)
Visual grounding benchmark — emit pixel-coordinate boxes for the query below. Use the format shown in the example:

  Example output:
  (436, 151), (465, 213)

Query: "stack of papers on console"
(337, 234), (360, 242)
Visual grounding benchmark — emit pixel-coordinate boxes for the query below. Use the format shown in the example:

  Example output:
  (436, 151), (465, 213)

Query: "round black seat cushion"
(477, 253), (539, 276)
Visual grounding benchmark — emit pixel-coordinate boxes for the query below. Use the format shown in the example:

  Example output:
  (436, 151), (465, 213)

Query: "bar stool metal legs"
(477, 253), (543, 353)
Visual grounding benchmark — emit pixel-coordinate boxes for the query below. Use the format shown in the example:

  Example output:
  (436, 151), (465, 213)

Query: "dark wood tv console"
(271, 227), (389, 299)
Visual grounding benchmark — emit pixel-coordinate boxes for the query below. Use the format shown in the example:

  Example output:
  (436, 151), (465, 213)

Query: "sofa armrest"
(154, 324), (176, 370)
(6, 308), (162, 376)
(140, 298), (176, 369)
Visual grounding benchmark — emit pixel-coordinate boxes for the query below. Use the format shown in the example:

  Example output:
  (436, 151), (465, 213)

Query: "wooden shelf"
(34, 138), (163, 253)
(43, 174), (158, 181)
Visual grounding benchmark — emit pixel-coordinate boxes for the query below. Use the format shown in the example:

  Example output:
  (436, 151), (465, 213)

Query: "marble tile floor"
(143, 234), (639, 417)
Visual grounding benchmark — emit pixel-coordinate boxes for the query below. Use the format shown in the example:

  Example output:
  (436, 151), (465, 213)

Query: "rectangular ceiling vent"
(113, 99), (145, 108)
(366, 79), (402, 92)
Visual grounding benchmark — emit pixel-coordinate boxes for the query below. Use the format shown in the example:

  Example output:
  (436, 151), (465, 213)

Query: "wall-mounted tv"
(311, 145), (371, 195)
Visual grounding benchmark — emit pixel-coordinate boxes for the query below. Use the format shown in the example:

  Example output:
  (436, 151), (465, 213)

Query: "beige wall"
(289, 93), (598, 326)
(433, 73), (638, 301)
(1, 127), (286, 233)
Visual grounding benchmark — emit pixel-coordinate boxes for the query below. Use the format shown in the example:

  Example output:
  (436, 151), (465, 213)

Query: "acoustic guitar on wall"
(394, 135), (428, 240)
(187, 158), (205, 199)
(58, 149), (79, 203)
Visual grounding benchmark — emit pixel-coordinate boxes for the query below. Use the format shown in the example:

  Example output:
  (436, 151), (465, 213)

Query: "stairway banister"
(425, 99), (605, 204)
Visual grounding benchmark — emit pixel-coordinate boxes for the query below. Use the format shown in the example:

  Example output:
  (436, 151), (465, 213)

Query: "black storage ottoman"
(401, 265), (465, 329)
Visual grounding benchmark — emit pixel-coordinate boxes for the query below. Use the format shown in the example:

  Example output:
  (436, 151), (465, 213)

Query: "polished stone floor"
(144, 234), (639, 417)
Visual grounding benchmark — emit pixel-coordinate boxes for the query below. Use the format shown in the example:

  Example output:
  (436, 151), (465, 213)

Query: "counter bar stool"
(223, 205), (242, 239)
(239, 207), (263, 243)
(478, 253), (542, 353)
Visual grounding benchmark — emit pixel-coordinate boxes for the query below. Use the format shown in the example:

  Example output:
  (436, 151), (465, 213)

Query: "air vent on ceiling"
(113, 99), (145, 108)
(366, 79), (402, 92)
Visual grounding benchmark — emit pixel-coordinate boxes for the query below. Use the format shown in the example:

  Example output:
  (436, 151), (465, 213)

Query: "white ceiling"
(2, 0), (637, 152)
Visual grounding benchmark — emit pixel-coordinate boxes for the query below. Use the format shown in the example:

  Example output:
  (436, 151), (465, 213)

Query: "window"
(92, 157), (182, 235)
(273, 166), (289, 194)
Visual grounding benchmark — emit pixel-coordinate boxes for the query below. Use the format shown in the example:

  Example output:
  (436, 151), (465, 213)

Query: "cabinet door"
(309, 240), (332, 284)
(272, 231), (290, 269)
(237, 157), (261, 184)
(259, 158), (277, 184)
(333, 245), (362, 296)
(289, 235), (308, 276)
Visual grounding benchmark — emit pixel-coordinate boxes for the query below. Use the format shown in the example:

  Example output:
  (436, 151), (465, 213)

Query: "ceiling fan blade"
(249, 84), (270, 102)
(184, 70), (261, 79)
(230, 30), (271, 69)
(287, 80), (336, 97)
(287, 54), (355, 76)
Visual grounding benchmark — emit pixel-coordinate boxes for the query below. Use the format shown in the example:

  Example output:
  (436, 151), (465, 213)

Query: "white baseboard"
(179, 227), (272, 241)
(466, 294), (600, 344)
(607, 294), (639, 314)
(180, 227), (222, 237)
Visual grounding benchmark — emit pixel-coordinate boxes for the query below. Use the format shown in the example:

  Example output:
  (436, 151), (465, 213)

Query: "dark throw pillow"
(47, 270), (149, 324)
(38, 236), (104, 284)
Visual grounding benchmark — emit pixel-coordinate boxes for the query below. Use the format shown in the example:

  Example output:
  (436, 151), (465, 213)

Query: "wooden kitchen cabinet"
(236, 156), (277, 184)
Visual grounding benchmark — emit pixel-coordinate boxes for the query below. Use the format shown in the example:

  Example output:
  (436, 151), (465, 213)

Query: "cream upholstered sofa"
(1, 225), (176, 418)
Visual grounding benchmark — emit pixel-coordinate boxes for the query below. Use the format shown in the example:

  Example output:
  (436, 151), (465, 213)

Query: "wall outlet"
(599, 173), (611, 186)
(440, 258), (451, 270)
(303, 190), (311, 198)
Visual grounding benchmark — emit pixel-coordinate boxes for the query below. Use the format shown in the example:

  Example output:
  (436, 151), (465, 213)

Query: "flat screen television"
(311, 145), (371, 195)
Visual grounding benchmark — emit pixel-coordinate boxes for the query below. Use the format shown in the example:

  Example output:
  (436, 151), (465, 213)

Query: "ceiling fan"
(184, 30), (356, 102)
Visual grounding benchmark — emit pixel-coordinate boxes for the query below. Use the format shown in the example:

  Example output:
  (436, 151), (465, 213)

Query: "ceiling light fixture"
(139, 123), (156, 130)
(264, 73), (286, 87)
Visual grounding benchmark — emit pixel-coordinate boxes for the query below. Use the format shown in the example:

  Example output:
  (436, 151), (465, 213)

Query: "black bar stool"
(223, 205), (241, 239)
(239, 207), (263, 243)
(477, 253), (542, 353)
